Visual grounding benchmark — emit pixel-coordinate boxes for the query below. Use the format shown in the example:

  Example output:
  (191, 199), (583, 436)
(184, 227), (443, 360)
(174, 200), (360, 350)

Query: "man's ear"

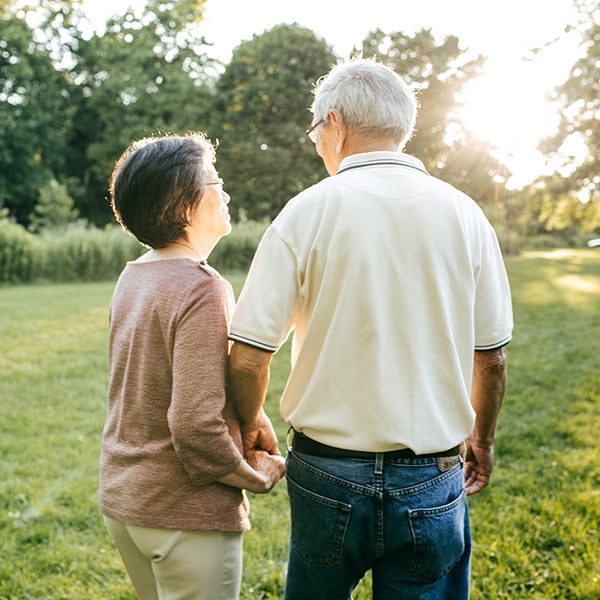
(329, 109), (348, 153)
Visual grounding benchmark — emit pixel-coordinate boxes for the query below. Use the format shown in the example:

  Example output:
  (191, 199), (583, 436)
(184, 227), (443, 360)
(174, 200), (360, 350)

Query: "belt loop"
(374, 452), (384, 475)
(286, 427), (294, 453)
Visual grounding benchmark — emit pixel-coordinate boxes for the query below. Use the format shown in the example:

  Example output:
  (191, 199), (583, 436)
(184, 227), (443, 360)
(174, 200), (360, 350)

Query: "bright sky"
(82, 0), (584, 188)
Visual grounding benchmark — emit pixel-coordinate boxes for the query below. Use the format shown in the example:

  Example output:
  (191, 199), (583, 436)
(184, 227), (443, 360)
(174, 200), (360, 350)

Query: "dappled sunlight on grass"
(556, 274), (600, 293)
(511, 249), (600, 311)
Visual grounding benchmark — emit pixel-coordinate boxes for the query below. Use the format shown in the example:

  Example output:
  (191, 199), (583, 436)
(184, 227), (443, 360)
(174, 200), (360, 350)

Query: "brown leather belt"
(291, 430), (461, 460)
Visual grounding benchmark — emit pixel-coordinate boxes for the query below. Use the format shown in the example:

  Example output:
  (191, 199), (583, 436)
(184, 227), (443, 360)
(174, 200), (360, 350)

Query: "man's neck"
(341, 136), (400, 159)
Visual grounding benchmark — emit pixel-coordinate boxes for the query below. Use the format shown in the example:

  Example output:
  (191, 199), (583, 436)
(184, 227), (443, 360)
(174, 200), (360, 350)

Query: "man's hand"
(463, 439), (494, 495)
(242, 409), (281, 456)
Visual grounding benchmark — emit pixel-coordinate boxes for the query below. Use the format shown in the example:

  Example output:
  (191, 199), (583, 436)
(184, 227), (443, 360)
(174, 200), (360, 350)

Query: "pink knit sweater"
(99, 259), (250, 532)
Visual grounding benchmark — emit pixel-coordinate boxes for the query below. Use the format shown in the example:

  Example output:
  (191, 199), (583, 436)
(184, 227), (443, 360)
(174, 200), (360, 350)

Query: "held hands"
(245, 450), (286, 494)
(237, 409), (285, 493)
(463, 438), (494, 496)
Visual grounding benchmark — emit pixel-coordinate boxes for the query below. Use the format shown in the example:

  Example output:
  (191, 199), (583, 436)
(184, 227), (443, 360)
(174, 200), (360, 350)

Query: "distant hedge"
(4, 216), (589, 285)
(0, 219), (41, 283)
(0, 219), (269, 284)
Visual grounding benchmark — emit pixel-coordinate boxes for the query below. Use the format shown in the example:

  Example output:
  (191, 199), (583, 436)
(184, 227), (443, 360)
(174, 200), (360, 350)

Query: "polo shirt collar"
(336, 151), (428, 176)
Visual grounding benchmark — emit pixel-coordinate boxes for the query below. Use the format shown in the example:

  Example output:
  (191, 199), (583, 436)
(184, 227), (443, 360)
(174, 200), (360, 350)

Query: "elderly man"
(227, 57), (512, 600)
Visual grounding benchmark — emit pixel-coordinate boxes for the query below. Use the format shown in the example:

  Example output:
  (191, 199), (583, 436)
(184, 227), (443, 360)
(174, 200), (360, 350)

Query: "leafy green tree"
(537, 0), (600, 233)
(28, 179), (79, 232)
(209, 24), (336, 221)
(68, 0), (216, 224)
(0, 13), (73, 224)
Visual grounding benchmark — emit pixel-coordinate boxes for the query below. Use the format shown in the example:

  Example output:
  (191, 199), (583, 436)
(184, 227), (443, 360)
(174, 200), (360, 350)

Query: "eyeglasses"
(205, 178), (224, 186)
(306, 119), (325, 143)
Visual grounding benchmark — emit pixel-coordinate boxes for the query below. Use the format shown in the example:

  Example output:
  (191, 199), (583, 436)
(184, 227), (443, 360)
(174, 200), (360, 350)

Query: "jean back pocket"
(408, 490), (467, 582)
(287, 476), (352, 567)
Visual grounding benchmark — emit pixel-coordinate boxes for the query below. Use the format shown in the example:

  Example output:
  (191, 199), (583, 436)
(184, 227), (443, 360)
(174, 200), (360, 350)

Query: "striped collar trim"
(336, 155), (428, 176)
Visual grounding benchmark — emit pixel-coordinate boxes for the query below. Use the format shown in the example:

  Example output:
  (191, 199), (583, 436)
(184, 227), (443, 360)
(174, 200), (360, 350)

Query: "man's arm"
(227, 342), (280, 455)
(464, 346), (507, 496)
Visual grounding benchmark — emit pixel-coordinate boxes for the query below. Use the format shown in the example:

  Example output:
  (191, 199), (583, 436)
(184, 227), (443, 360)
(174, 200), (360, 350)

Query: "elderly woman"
(99, 132), (285, 600)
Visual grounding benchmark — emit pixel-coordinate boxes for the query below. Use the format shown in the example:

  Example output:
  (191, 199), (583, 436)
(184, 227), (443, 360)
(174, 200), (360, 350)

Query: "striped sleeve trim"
(228, 332), (278, 353)
(475, 335), (512, 351)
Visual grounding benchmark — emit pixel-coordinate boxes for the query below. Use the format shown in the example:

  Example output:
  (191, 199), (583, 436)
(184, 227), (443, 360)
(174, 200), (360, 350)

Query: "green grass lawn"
(0, 249), (598, 599)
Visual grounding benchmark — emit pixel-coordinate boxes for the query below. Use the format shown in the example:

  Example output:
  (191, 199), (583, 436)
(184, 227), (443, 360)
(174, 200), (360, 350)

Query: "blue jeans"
(284, 450), (471, 600)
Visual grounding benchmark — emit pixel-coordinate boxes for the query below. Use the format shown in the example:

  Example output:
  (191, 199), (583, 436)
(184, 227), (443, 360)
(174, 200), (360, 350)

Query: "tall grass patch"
(0, 250), (598, 598)
(0, 217), (41, 283)
(0, 219), (268, 283)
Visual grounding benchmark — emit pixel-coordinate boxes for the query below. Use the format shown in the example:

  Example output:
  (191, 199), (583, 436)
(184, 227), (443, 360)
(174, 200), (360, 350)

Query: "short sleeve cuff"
(228, 331), (278, 353)
(475, 334), (512, 351)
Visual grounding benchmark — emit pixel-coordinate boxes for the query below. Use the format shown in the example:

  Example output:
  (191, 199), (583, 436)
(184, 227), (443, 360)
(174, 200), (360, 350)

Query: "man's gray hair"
(311, 57), (417, 147)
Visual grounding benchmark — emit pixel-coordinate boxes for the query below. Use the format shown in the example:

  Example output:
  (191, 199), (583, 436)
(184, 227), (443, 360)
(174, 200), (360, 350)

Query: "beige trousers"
(103, 515), (243, 600)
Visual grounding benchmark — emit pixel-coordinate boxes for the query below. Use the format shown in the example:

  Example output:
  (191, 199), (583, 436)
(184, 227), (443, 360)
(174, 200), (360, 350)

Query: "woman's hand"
(246, 450), (286, 493)
(217, 450), (286, 494)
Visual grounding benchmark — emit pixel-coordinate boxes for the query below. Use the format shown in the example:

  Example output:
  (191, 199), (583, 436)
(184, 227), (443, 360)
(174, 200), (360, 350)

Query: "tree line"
(1, 0), (598, 249)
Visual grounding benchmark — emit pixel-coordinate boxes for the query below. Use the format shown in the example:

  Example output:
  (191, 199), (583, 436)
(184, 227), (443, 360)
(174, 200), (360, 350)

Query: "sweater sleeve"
(168, 274), (243, 486)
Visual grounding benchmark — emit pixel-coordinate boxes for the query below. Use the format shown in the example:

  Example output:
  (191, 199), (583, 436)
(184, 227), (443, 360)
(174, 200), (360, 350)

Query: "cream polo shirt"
(230, 151), (513, 454)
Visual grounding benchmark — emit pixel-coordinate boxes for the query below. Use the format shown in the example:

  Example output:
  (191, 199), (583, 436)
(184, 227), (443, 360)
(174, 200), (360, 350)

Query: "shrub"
(496, 227), (522, 256)
(39, 224), (144, 282)
(210, 219), (269, 271)
(28, 180), (79, 233)
(0, 218), (269, 284)
(0, 216), (40, 283)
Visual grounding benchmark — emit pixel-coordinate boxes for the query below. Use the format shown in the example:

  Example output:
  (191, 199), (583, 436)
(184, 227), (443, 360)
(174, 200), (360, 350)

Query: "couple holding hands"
(99, 58), (512, 600)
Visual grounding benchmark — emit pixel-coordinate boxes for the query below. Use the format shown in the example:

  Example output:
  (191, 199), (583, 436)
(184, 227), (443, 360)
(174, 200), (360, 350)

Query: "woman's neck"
(137, 239), (209, 263)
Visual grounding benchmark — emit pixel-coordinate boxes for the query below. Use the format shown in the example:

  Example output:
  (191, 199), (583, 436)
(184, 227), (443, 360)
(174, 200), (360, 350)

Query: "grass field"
(0, 249), (598, 599)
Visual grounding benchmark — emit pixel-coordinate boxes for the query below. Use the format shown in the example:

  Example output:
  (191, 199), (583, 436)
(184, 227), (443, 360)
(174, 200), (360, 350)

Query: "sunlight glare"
(458, 58), (560, 188)
(456, 21), (583, 189)
(80, 0), (146, 33)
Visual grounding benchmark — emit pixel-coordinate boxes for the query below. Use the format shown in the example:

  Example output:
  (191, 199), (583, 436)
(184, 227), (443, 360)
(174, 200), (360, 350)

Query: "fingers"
(242, 415), (281, 455)
(464, 464), (490, 495)
(462, 439), (494, 495)
(246, 450), (287, 492)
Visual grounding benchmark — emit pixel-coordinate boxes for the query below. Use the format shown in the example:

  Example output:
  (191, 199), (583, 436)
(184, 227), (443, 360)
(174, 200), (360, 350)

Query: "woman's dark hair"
(109, 132), (216, 248)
